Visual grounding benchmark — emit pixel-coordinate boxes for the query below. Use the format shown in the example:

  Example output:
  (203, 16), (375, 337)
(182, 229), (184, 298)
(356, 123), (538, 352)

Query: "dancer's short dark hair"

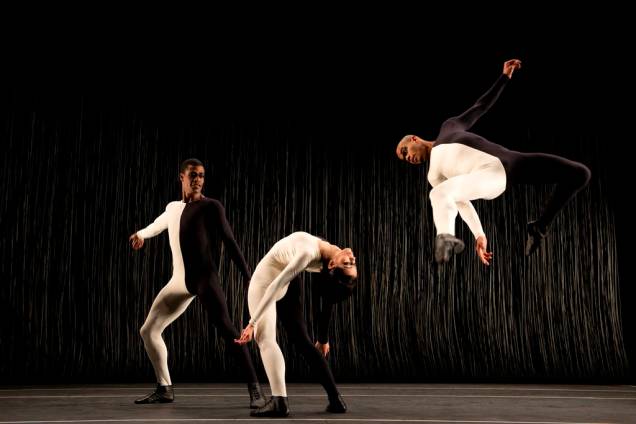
(180, 158), (204, 173)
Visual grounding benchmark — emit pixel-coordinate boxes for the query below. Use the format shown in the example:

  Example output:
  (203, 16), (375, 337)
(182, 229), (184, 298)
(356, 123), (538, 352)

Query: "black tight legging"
(276, 277), (339, 398)
(508, 152), (591, 230)
(192, 273), (259, 384)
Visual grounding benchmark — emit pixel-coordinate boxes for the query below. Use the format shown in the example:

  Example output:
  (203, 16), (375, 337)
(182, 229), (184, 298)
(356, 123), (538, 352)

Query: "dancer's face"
(180, 165), (205, 196)
(328, 248), (358, 279)
(395, 135), (429, 165)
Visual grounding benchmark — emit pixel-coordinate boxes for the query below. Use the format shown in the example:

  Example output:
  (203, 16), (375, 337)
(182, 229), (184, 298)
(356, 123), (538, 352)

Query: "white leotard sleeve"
(456, 200), (485, 239)
(248, 248), (316, 326)
(136, 204), (171, 239)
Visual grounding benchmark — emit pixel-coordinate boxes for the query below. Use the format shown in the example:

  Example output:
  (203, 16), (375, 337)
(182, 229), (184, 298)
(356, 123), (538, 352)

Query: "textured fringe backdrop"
(0, 109), (626, 383)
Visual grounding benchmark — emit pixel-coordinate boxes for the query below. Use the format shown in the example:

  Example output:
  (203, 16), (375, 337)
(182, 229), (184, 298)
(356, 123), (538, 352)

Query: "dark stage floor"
(1, 383), (635, 423)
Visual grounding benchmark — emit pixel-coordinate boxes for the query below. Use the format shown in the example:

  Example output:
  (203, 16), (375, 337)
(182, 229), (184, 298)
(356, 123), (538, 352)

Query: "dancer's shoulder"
(202, 197), (224, 210)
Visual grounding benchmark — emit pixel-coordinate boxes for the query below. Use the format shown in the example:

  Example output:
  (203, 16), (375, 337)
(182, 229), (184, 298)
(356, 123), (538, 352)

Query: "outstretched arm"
(456, 201), (492, 265)
(130, 206), (170, 248)
(212, 201), (252, 286)
(445, 59), (521, 131)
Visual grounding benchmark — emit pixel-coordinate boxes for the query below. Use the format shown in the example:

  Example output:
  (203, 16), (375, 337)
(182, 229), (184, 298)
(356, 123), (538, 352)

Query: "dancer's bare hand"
(503, 59), (522, 78)
(129, 233), (144, 250)
(315, 341), (330, 358)
(234, 324), (254, 345)
(476, 235), (493, 266)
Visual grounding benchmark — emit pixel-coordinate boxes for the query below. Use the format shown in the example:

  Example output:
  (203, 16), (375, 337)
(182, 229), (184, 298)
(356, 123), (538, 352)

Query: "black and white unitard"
(428, 74), (591, 238)
(136, 197), (258, 386)
(247, 232), (342, 398)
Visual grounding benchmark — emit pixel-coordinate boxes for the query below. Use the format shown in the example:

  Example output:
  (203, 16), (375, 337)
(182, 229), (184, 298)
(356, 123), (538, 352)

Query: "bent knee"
(140, 324), (160, 341)
(139, 325), (150, 340)
(429, 186), (450, 203)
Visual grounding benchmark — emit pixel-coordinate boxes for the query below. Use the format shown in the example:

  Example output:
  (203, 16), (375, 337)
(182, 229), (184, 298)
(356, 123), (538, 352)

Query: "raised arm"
(444, 59), (521, 131)
(210, 200), (252, 285)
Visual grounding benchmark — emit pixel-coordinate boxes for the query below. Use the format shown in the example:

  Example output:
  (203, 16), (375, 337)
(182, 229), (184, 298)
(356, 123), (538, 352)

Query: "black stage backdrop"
(1, 40), (633, 383)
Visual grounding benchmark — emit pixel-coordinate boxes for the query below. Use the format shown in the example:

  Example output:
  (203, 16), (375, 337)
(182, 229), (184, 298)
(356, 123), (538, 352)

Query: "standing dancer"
(130, 158), (265, 408)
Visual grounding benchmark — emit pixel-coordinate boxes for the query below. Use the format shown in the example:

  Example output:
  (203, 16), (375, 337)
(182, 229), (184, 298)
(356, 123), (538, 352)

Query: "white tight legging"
(429, 167), (506, 235)
(139, 278), (194, 385)
(248, 262), (290, 396)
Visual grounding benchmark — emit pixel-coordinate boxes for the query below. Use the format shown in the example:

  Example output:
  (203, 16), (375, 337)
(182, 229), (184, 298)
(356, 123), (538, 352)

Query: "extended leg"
(511, 152), (591, 255)
(248, 267), (291, 417)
